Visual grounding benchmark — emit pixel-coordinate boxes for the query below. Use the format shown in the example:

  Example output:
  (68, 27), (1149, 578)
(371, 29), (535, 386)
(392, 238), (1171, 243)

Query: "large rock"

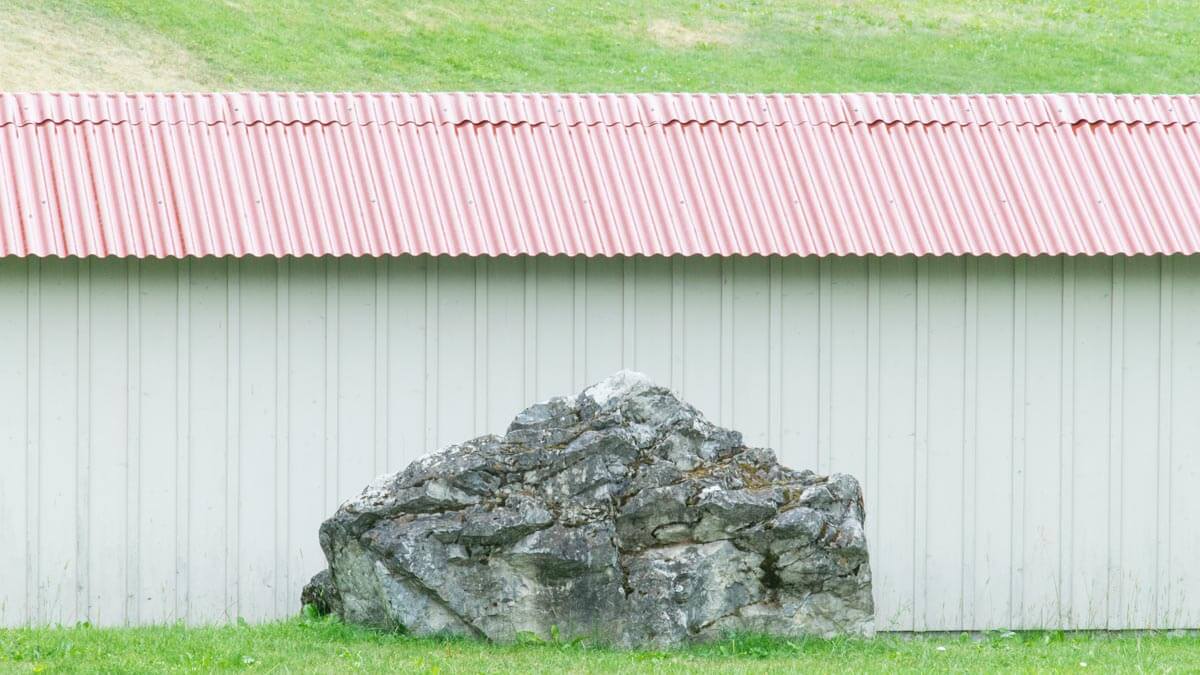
(309, 371), (873, 646)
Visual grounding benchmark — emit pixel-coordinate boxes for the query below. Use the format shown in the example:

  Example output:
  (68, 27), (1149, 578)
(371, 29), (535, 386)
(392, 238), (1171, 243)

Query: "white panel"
(237, 259), (279, 622)
(681, 257), (721, 422)
(1070, 256), (1114, 628)
(1118, 255), (1161, 628)
(1021, 256), (1065, 628)
(1155, 258), (1174, 631)
(1170, 257), (1200, 627)
(631, 258), (672, 384)
(911, 258), (930, 630)
(474, 259), (488, 436)
(778, 257), (819, 470)
(828, 257), (869, 484)
(0, 258), (28, 626)
(386, 256), (426, 470)
(435, 258), (476, 445)
(373, 262), (389, 488)
(322, 260), (340, 514)
(75, 260), (92, 626)
(873, 256), (917, 630)
(37, 259), (79, 625)
(731, 257), (770, 447)
(137, 262), (180, 624)
(1, 254), (1198, 631)
(286, 257), (328, 609)
(87, 259), (130, 626)
(272, 260), (291, 617)
(25, 260), (41, 627)
(584, 258), (624, 383)
(533, 257), (574, 401)
(225, 261), (240, 625)
(187, 258), (228, 623)
(923, 257), (968, 630)
(960, 257), (978, 628)
(174, 262), (192, 621)
(972, 256), (1016, 629)
(336, 261), (378, 495)
(486, 259), (528, 431)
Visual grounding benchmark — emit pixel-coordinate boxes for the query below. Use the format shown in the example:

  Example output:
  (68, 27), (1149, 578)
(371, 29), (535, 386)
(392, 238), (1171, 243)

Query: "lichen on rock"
(308, 371), (873, 647)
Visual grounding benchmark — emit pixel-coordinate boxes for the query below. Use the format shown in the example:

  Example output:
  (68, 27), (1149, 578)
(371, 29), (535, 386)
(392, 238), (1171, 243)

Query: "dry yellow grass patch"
(783, 0), (1051, 37)
(400, 4), (466, 33)
(0, 4), (210, 90)
(646, 18), (737, 49)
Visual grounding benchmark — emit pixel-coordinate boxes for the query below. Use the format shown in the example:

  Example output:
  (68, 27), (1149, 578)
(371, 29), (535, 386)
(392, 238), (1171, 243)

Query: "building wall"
(1, 255), (1198, 631)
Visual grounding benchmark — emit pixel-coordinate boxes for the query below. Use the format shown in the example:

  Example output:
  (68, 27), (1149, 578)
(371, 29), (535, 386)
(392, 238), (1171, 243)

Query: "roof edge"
(4, 92), (1200, 127)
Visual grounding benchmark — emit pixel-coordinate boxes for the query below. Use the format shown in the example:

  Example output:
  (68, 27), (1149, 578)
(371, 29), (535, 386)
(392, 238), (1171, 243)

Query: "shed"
(1, 92), (1198, 631)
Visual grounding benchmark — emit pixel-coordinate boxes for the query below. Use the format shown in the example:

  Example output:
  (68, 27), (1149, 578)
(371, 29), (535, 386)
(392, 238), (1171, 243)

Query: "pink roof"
(2, 92), (1199, 258)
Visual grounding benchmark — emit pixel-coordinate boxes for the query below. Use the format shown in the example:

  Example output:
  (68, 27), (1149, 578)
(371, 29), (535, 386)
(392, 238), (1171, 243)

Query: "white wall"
(1, 255), (1198, 631)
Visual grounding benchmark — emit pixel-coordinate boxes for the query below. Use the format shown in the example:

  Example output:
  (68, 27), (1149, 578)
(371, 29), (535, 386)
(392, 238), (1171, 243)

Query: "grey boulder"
(308, 371), (873, 647)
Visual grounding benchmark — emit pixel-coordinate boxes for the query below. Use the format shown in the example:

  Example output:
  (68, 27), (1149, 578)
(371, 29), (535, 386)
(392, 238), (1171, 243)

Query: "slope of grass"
(6, 0), (1200, 92)
(2, 617), (1199, 673)
(0, 3), (207, 90)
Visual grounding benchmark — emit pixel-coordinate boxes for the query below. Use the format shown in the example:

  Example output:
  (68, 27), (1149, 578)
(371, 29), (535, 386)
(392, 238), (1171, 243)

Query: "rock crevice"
(306, 371), (873, 647)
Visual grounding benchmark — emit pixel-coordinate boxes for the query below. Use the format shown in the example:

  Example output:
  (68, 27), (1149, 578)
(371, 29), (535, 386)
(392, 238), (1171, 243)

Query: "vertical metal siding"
(0, 254), (1198, 630)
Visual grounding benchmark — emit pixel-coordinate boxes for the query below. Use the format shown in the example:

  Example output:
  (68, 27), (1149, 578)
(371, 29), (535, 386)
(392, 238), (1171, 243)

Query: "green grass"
(2, 617), (1199, 673)
(7, 0), (1200, 92)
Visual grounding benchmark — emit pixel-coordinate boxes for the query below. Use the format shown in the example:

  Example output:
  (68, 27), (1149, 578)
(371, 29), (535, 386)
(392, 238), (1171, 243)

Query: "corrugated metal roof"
(1, 92), (1198, 257)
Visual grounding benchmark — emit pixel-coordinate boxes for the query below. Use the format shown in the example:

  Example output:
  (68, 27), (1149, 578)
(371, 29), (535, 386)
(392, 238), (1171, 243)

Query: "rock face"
(310, 371), (873, 646)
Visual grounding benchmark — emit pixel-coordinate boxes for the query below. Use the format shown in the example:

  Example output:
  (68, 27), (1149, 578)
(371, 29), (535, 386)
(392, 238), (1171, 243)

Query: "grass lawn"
(3, 0), (1200, 92)
(1, 617), (1198, 673)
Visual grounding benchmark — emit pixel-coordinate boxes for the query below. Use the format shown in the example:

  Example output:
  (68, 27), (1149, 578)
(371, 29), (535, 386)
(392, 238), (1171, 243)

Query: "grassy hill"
(4, 0), (1200, 92)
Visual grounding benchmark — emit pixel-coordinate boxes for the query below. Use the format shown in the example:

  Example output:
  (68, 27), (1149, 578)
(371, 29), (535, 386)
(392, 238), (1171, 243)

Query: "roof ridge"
(4, 92), (1200, 127)
(2, 119), (1198, 131)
